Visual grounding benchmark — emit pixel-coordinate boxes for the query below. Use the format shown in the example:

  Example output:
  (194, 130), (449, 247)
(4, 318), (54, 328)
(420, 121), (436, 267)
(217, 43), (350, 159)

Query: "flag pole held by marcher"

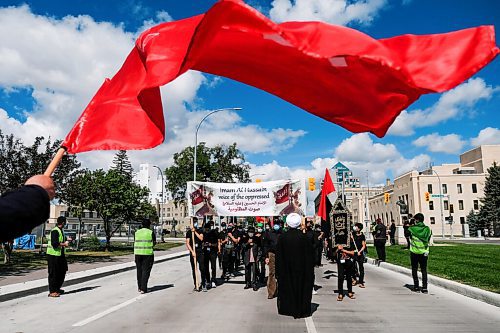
(44, 147), (67, 176)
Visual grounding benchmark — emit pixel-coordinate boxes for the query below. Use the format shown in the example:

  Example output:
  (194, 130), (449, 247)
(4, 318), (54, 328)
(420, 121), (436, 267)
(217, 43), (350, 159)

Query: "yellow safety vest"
(134, 228), (154, 255)
(47, 226), (63, 257)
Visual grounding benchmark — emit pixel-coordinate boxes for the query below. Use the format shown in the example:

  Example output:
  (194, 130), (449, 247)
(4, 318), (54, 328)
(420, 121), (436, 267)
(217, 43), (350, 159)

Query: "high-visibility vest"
(410, 236), (429, 255)
(134, 228), (154, 255)
(47, 226), (63, 257)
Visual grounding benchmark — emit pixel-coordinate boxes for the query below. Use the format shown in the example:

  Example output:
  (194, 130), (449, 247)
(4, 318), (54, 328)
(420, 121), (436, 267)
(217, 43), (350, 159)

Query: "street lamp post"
(430, 168), (445, 239)
(193, 107), (242, 182)
(153, 165), (165, 241)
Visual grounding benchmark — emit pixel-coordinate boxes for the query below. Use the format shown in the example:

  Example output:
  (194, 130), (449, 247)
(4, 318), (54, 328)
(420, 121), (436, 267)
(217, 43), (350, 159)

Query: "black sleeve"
(152, 230), (156, 246)
(51, 229), (60, 249)
(0, 185), (50, 242)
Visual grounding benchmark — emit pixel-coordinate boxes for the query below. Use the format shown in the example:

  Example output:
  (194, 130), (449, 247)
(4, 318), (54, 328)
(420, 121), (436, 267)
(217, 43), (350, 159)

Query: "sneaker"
(253, 285), (259, 291)
(411, 286), (420, 292)
(202, 285), (208, 292)
(211, 281), (217, 288)
(244, 285), (251, 290)
(313, 289), (318, 295)
(421, 288), (428, 294)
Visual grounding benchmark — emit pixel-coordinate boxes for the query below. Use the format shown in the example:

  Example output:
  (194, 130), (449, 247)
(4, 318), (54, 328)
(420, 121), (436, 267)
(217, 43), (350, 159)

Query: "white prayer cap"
(286, 213), (302, 229)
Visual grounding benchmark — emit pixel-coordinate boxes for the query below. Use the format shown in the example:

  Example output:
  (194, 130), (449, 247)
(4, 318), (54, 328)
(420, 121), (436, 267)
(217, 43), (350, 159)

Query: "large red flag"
(318, 169), (336, 221)
(62, 0), (499, 154)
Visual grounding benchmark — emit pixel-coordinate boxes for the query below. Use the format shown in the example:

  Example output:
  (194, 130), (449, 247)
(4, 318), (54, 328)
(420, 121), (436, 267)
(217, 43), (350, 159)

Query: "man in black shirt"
(202, 221), (219, 290)
(1, 175), (54, 242)
(47, 216), (71, 297)
(242, 226), (259, 291)
(373, 218), (387, 262)
(263, 223), (281, 299)
(185, 221), (204, 291)
(352, 223), (367, 288)
(389, 220), (396, 245)
(336, 243), (356, 301)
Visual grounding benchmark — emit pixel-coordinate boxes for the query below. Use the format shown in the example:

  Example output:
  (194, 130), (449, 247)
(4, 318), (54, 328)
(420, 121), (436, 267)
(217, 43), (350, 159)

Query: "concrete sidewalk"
(367, 258), (500, 307)
(0, 245), (188, 302)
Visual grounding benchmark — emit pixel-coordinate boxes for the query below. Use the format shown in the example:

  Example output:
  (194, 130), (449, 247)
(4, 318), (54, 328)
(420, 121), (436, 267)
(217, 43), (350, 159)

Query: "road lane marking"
(72, 294), (147, 327)
(305, 316), (317, 333)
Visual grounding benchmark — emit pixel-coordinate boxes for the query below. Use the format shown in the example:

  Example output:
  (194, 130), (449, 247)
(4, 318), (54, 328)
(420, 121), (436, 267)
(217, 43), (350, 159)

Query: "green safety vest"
(47, 226), (64, 257)
(410, 236), (429, 255)
(134, 228), (154, 255)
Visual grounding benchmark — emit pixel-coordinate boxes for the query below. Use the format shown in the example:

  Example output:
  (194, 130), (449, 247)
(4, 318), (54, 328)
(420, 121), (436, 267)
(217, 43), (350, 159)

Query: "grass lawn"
(368, 243), (500, 293)
(0, 242), (183, 276)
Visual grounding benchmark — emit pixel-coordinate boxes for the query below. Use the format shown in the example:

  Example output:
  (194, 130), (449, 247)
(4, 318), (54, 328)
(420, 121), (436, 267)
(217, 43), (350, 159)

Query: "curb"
(366, 258), (500, 308)
(0, 250), (189, 303)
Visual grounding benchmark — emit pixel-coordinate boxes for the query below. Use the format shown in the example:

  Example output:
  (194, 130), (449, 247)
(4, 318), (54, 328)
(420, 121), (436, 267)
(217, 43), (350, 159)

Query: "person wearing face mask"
(255, 222), (266, 284)
(185, 219), (204, 291)
(263, 222), (281, 299)
(351, 223), (367, 288)
(202, 221), (219, 290)
(242, 226), (259, 290)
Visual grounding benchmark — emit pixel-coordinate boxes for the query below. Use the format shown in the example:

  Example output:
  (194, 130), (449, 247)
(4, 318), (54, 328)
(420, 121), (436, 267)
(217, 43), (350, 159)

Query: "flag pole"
(44, 147), (67, 176)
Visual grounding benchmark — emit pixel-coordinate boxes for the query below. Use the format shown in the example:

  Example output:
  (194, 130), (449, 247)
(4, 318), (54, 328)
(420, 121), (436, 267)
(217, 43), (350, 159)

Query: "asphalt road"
(1, 255), (499, 333)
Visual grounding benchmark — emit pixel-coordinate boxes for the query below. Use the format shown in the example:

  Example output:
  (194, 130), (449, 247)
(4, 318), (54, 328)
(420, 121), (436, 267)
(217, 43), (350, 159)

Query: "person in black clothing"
(389, 220), (396, 245)
(373, 218), (387, 262)
(255, 223), (266, 284)
(242, 226), (259, 291)
(403, 219), (411, 249)
(47, 216), (71, 297)
(352, 223), (367, 288)
(185, 221), (204, 291)
(202, 221), (219, 290)
(336, 244), (356, 301)
(221, 222), (240, 278)
(321, 218), (333, 261)
(0, 175), (54, 242)
(263, 223), (280, 299)
(313, 224), (324, 267)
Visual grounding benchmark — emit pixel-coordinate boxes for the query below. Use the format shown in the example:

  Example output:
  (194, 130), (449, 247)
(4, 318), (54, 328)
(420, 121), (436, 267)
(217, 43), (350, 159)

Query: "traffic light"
(424, 192), (430, 202)
(308, 178), (316, 191)
(255, 178), (262, 183)
(384, 193), (390, 204)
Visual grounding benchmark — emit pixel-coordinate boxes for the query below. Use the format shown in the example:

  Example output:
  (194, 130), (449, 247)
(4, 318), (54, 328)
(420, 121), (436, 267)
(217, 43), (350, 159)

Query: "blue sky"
(0, 0), (499, 187)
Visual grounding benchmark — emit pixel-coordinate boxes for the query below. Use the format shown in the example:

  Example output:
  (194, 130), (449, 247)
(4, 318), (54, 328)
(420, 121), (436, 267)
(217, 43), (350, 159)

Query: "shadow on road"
(64, 286), (101, 295)
(149, 284), (174, 293)
(311, 303), (319, 315)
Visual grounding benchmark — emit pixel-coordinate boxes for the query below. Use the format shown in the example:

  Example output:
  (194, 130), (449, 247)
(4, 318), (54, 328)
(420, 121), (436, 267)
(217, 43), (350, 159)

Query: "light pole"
(193, 107), (242, 182)
(153, 165), (165, 241)
(430, 168), (445, 239)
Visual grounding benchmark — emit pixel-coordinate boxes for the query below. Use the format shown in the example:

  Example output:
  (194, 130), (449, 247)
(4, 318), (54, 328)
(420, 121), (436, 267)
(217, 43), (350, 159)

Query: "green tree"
(478, 162), (500, 236)
(466, 210), (483, 237)
(165, 142), (250, 203)
(111, 150), (133, 179)
(0, 130), (25, 193)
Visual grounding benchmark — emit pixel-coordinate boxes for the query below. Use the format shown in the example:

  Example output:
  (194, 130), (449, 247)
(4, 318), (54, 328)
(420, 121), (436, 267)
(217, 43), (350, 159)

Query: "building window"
(458, 200), (464, 210)
(442, 184), (447, 194)
(60, 211), (67, 217)
(89, 212), (93, 218)
(473, 200), (479, 210)
(430, 217), (435, 224)
(427, 184), (433, 194)
(429, 201), (434, 210)
(472, 183), (477, 193)
(443, 200), (449, 210)
(460, 217), (465, 224)
(457, 184), (462, 194)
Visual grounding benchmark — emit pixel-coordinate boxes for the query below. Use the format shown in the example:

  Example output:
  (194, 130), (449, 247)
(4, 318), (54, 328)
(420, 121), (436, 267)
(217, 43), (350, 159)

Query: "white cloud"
(470, 127), (500, 147)
(269, 0), (386, 26)
(413, 133), (466, 154)
(0, 5), (306, 171)
(136, 10), (173, 34)
(388, 78), (497, 136)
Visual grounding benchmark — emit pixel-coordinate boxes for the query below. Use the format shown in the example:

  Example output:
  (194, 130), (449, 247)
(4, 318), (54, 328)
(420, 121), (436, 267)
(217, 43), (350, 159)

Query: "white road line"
(72, 294), (147, 327)
(305, 316), (318, 333)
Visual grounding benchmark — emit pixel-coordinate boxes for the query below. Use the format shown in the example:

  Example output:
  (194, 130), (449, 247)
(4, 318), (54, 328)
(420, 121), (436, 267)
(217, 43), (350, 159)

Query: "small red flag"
(318, 169), (336, 221)
(62, 0), (499, 154)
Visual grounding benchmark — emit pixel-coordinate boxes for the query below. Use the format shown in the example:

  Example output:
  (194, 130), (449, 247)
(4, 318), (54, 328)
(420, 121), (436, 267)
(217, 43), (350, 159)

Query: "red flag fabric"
(62, 0), (499, 154)
(318, 169), (336, 221)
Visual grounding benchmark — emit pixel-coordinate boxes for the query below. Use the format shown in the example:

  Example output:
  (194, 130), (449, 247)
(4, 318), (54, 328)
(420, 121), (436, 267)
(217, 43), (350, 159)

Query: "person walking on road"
(336, 244), (356, 301)
(186, 222), (203, 291)
(47, 216), (70, 297)
(242, 226), (259, 291)
(134, 218), (156, 294)
(373, 218), (387, 262)
(276, 213), (315, 318)
(263, 222), (281, 299)
(202, 221), (219, 290)
(389, 220), (396, 245)
(352, 223), (367, 288)
(409, 213), (432, 293)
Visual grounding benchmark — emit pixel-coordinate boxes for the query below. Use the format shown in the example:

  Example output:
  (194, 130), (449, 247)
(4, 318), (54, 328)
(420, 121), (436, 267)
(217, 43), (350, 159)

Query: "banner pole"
(44, 147), (67, 176)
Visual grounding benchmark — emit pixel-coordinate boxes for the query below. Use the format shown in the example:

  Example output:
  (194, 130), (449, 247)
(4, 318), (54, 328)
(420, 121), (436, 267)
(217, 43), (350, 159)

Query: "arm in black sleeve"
(51, 229), (60, 249)
(152, 230), (156, 246)
(0, 185), (50, 242)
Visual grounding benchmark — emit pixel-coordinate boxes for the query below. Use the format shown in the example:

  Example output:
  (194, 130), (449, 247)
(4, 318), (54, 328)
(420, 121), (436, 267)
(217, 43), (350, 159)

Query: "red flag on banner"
(318, 169), (336, 221)
(62, 0), (499, 154)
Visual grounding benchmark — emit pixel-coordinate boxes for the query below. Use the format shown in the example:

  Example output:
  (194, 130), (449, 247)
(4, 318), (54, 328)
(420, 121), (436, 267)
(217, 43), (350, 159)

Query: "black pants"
(374, 239), (386, 261)
(315, 246), (322, 266)
(47, 255), (68, 293)
(410, 252), (428, 289)
(197, 251), (207, 285)
(222, 248), (236, 275)
(390, 234), (396, 245)
(135, 255), (154, 292)
(203, 248), (217, 285)
(337, 261), (353, 295)
(355, 255), (365, 284)
(189, 253), (198, 287)
(257, 258), (266, 283)
(245, 262), (257, 287)
(405, 237), (411, 249)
